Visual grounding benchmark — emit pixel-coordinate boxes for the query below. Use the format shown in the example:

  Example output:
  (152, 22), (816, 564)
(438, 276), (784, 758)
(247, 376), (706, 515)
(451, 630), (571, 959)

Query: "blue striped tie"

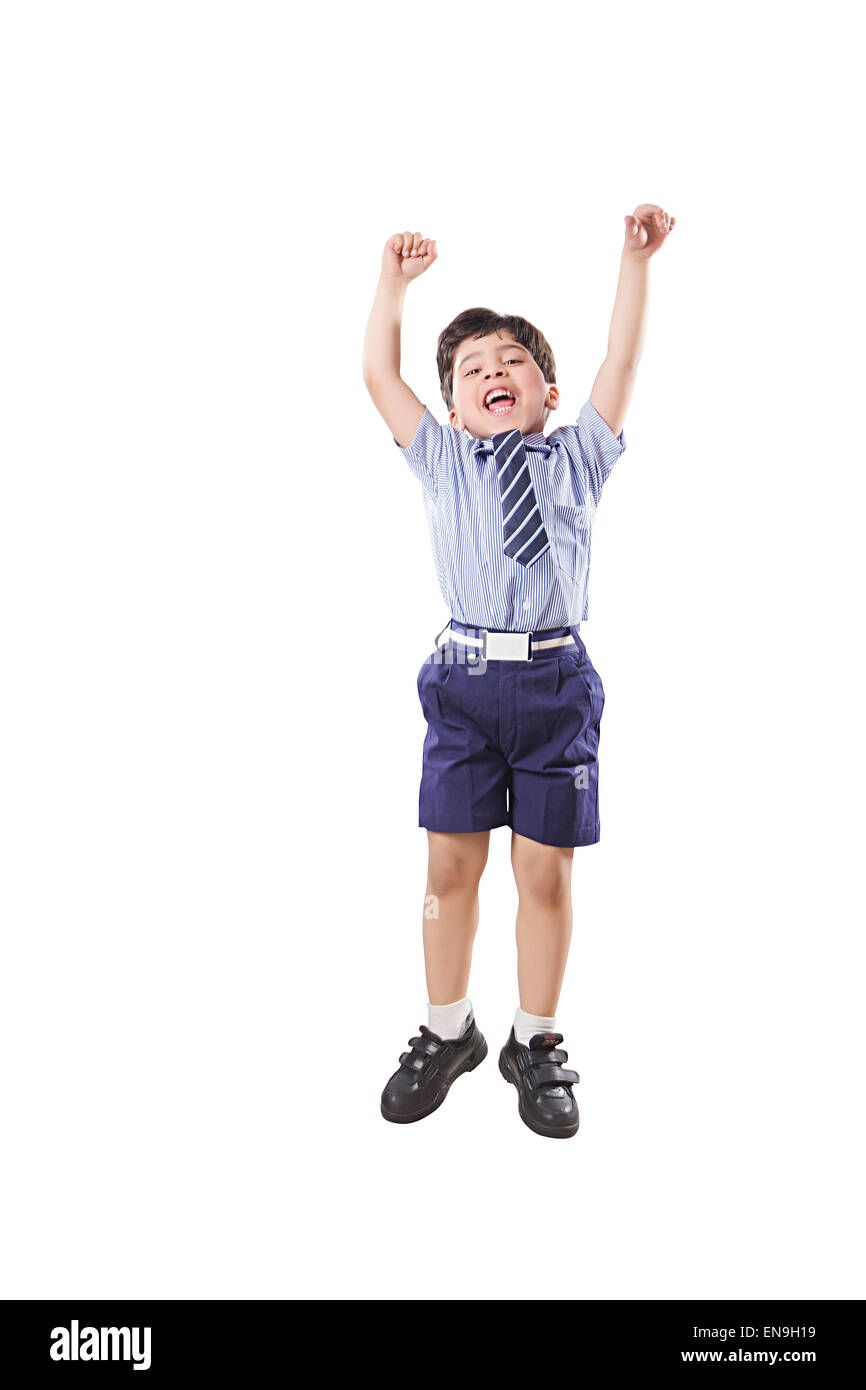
(492, 428), (550, 567)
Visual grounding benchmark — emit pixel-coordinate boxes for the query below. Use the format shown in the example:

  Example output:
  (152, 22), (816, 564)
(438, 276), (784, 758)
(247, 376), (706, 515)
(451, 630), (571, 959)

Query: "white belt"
(436, 622), (576, 662)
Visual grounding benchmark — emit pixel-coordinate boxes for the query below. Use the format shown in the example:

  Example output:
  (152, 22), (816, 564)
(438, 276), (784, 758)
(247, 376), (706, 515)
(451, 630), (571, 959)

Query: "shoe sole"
(498, 1050), (579, 1139)
(381, 1037), (488, 1124)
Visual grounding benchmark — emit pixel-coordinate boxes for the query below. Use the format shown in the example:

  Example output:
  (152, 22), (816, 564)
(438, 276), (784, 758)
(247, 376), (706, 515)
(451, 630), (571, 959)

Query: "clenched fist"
(382, 230), (438, 281)
(623, 204), (676, 260)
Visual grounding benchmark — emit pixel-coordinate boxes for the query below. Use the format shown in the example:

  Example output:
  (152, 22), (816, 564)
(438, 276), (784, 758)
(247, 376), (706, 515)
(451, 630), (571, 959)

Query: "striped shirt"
(394, 400), (626, 630)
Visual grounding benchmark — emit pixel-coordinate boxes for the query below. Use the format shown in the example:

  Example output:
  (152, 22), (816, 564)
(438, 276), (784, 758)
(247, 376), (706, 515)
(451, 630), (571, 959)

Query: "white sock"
(427, 996), (474, 1041)
(514, 1006), (556, 1047)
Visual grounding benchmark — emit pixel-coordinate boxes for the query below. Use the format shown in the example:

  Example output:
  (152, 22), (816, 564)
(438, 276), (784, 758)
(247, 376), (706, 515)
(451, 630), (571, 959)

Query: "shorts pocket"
(561, 648), (604, 727)
(417, 642), (455, 700)
(583, 660), (605, 728)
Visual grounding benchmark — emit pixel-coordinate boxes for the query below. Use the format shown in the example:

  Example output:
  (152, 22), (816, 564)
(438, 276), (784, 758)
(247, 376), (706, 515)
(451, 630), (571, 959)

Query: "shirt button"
(523, 600), (530, 611)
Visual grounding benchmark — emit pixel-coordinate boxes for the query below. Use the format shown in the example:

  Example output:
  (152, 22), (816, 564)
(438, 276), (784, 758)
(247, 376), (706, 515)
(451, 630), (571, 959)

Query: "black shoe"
(499, 1028), (580, 1138)
(381, 1017), (488, 1124)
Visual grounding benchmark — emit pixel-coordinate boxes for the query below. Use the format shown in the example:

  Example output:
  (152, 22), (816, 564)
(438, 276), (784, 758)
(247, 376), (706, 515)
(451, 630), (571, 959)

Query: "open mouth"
(483, 389), (518, 416)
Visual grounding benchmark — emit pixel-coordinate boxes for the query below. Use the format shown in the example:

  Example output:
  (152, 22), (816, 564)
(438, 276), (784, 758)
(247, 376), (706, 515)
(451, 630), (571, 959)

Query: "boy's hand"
(381, 230), (438, 282)
(623, 204), (675, 259)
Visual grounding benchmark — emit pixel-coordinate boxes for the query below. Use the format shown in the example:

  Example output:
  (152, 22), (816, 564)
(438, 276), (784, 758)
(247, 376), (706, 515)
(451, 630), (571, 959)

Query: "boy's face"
(449, 330), (559, 439)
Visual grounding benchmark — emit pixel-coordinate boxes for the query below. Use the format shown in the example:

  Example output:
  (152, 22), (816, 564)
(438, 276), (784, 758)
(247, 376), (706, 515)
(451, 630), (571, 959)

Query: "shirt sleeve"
(551, 400), (627, 505)
(393, 405), (452, 497)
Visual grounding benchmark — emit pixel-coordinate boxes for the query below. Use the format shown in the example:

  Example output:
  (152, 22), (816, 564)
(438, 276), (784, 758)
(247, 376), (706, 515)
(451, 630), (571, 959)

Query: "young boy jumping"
(362, 206), (675, 1138)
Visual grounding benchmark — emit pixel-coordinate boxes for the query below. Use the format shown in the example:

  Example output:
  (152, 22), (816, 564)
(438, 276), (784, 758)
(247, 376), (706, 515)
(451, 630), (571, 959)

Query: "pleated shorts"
(416, 618), (605, 849)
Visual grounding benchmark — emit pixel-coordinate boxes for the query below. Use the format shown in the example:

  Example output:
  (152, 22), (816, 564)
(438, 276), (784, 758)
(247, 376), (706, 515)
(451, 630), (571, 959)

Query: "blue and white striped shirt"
(395, 401), (626, 630)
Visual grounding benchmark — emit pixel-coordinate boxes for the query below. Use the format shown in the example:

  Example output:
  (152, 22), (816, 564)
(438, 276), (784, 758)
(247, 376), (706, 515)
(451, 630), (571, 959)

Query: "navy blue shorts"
(416, 619), (605, 849)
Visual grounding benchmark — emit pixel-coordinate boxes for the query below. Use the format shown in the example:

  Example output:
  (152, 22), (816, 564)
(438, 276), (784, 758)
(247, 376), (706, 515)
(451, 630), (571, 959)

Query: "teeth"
(485, 389), (515, 407)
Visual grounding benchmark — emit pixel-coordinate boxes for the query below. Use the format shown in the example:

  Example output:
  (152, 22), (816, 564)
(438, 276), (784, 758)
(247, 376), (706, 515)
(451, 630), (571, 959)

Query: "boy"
(362, 207), (675, 1138)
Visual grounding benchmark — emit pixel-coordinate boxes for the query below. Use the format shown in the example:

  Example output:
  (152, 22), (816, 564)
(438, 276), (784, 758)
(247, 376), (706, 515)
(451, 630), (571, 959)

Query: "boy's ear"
(449, 409), (465, 431)
(546, 385), (559, 411)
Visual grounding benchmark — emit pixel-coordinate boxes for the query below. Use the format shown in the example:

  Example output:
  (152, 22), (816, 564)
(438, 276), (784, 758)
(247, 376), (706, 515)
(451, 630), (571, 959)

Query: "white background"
(1, 0), (863, 1300)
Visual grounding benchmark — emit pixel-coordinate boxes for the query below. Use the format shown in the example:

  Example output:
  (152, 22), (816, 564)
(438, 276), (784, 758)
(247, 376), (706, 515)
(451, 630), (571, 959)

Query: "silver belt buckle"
(485, 629), (534, 661)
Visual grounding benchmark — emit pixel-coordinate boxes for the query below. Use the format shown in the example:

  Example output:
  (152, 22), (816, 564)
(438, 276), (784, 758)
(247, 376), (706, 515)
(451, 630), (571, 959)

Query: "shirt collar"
(472, 429), (550, 456)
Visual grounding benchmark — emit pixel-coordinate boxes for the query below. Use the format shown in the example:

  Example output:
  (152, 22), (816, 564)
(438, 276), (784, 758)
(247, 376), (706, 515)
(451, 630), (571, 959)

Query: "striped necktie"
(492, 428), (550, 567)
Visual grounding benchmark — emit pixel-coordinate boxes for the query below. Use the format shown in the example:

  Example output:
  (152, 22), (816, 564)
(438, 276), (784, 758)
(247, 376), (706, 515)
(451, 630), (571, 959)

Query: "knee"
(427, 846), (485, 898)
(514, 855), (571, 907)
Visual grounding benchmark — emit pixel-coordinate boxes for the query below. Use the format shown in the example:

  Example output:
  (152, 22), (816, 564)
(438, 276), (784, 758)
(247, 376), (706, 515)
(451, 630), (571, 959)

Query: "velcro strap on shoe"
(399, 1051), (427, 1071)
(529, 1048), (567, 1066)
(531, 1063), (580, 1088)
(399, 1049), (441, 1076)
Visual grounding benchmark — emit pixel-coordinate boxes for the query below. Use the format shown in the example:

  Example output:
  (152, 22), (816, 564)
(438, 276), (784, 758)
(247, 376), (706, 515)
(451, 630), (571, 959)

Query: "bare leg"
(510, 831), (574, 1016)
(422, 829), (490, 1004)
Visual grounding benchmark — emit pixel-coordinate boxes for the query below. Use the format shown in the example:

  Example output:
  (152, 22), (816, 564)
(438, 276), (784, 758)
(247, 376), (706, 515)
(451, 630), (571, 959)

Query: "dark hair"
(436, 307), (557, 416)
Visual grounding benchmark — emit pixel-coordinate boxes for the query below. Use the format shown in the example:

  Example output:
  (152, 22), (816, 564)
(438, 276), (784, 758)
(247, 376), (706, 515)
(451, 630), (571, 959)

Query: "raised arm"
(363, 231), (438, 448)
(589, 204), (676, 439)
